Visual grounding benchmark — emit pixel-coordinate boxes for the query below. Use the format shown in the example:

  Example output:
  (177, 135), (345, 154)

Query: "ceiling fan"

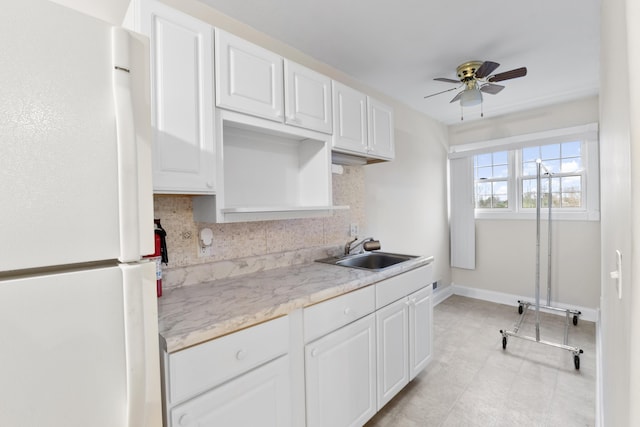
(424, 60), (527, 118)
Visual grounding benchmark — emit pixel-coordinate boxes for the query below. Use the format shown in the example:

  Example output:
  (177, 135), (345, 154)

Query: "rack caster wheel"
(573, 315), (578, 326)
(518, 305), (523, 315)
(502, 336), (507, 349)
(574, 354), (580, 370)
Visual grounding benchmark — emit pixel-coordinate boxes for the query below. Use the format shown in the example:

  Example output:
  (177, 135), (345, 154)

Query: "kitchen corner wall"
(154, 165), (364, 271)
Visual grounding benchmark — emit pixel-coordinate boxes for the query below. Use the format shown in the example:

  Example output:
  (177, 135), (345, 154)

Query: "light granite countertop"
(158, 255), (433, 353)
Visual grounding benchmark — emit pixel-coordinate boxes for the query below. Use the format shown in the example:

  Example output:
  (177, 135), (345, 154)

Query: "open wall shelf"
(193, 110), (347, 223)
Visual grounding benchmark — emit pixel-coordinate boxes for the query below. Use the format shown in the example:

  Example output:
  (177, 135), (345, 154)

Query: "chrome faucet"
(344, 237), (381, 256)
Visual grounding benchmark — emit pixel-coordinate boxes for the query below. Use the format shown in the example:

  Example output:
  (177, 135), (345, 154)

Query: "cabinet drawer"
(376, 264), (432, 309)
(168, 315), (289, 404)
(170, 355), (291, 427)
(304, 285), (375, 343)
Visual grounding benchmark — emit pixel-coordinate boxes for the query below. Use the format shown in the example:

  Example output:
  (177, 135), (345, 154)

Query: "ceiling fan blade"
(480, 83), (505, 95)
(449, 91), (463, 103)
(434, 77), (461, 84)
(475, 61), (500, 79)
(424, 86), (459, 99)
(488, 67), (527, 82)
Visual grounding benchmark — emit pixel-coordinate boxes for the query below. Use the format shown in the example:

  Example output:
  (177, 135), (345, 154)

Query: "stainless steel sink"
(316, 251), (417, 271)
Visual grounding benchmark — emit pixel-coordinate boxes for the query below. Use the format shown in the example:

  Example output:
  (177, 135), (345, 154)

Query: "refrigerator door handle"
(112, 27), (141, 263)
(121, 262), (162, 427)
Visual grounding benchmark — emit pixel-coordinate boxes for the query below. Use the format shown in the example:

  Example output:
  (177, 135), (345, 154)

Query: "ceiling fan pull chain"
(460, 104), (464, 121)
(481, 102), (484, 118)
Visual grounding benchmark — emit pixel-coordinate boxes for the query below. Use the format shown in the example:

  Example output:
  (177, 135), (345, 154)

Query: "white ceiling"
(198, 0), (600, 125)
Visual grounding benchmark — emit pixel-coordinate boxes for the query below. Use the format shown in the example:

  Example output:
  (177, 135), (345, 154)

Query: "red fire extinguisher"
(145, 219), (168, 297)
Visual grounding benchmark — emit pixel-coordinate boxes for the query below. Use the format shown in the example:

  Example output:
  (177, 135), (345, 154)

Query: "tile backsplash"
(153, 166), (365, 287)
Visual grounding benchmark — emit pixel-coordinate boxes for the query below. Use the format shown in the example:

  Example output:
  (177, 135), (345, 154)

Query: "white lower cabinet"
(376, 285), (433, 409)
(305, 314), (377, 427)
(162, 265), (433, 427)
(409, 286), (433, 379)
(170, 355), (291, 427)
(163, 316), (291, 427)
(376, 297), (409, 409)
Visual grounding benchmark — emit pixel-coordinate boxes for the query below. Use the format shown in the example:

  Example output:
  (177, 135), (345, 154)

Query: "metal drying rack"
(499, 159), (584, 369)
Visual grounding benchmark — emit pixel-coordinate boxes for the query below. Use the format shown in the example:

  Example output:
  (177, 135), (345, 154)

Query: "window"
(521, 141), (583, 209)
(450, 123), (599, 221)
(474, 151), (509, 209)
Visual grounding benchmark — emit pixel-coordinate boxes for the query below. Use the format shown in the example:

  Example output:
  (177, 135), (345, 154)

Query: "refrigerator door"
(0, 264), (159, 427)
(0, 0), (153, 271)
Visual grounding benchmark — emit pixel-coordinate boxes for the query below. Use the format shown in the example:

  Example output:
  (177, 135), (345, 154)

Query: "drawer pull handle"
(178, 414), (191, 426)
(236, 349), (247, 361)
(344, 307), (351, 315)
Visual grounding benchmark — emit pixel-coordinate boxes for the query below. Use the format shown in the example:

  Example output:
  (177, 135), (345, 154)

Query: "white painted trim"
(450, 283), (598, 322)
(433, 284), (454, 306)
(596, 307), (603, 427)
(448, 122), (599, 158)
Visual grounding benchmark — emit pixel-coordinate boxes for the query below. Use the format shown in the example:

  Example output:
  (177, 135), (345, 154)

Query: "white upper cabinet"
(131, 0), (216, 194)
(332, 81), (395, 161)
(367, 97), (395, 160)
(332, 81), (368, 154)
(215, 29), (284, 122)
(284, 60), (332, 134)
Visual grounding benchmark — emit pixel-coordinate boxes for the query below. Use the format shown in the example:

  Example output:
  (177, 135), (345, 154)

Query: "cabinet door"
(305, 314), (376, 427)
(332, 81), (368, 155)
(376, 298), (409, 409)
(409, 286), (433, 380)
(140, 0), (215, 194)
(170, 355), (291, 427)
(367, 97), (395, 160)
(284, 60), (332, 134)
(215, 29), (284, 121)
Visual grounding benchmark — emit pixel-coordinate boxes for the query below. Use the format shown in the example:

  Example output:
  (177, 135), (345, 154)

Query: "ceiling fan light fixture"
(460, 88), (483, 107)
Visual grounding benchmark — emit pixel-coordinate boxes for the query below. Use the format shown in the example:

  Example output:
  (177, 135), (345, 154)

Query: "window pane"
(493, 193), (508, 208)
(493, 164), (509, 178)
(541, 143), (560, 160)
(493, 181), (508, 208)
(543, 159), (561, 173)
(475, 182), (492, 208)
(522, 161), (538, 176)
(561, 157), (582, 173)
(562, 141), (581, 157)
(522, 178), (537, 208)
(493, 151), (508, 164)
(476, 153), (491, 167)
(476, 166), (492, 180)
(561, 176), (582, 207)
(522, 147), (539, 163)
(561, 176), (581, 192)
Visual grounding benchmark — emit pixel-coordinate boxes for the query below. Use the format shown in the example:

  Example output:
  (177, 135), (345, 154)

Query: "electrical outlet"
(350, 223), (359, 237)
(198, 245), (212, 257)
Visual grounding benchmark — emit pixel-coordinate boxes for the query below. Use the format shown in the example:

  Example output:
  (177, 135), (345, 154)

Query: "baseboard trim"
(450, 283), (598, 322)
(433, 284), (454, 306)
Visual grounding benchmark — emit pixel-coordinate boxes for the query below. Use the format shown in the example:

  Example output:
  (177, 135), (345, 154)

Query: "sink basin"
(316, 252), (418, 271)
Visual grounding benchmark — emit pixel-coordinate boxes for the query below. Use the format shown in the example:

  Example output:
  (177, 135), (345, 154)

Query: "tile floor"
(365, 295), (597, 427)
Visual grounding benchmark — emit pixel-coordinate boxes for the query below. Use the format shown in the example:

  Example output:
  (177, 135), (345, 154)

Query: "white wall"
(599, 0), (640, 424)
(363, 109), (449, 286)
(447, 97), (601, 309)
(49, 0), (130, 24)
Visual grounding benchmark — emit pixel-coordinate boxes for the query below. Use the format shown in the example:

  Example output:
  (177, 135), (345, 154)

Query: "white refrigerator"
(0, 1), (162, 426)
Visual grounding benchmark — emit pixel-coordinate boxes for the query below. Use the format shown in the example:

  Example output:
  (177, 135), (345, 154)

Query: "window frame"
(449, 123), (599, 221)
